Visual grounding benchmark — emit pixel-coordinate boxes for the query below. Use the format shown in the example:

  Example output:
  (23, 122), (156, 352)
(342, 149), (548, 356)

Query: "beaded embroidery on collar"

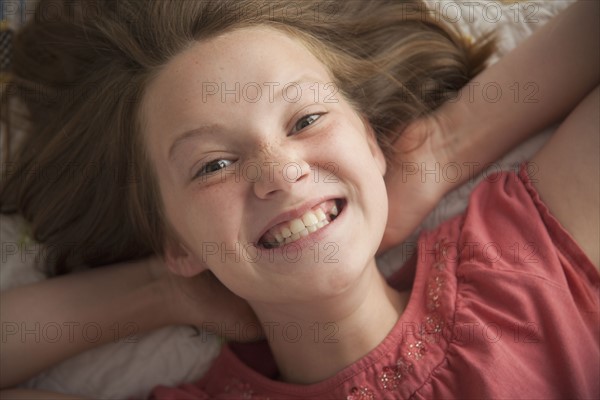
(349, 237), (451, 399)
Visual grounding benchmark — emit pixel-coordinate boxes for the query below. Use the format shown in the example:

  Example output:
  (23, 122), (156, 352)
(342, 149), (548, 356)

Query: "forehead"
(142, 26), (332, 123)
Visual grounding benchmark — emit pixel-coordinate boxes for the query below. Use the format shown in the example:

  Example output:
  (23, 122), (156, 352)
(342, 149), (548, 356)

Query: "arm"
(380, 0), (600, 252)
(530, 85), (599, 268)
(1, 257), (260, 391)
(0, 259), (174, 389)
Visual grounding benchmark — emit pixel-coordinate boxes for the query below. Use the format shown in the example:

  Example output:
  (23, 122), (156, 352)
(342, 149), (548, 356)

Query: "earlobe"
(164, 241), (206, 277)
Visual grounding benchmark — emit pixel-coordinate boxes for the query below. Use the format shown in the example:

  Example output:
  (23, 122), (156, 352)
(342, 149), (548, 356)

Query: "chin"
(308, 247), (376, 296)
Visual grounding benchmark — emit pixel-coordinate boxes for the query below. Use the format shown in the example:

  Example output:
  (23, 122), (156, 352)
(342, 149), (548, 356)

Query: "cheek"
(176, 186), (246, 248)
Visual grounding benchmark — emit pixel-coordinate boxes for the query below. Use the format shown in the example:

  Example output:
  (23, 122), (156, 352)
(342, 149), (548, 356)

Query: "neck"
(250, 259), (409, 384)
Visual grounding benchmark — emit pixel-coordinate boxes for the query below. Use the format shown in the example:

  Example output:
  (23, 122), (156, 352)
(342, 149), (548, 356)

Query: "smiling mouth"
(258, 199), (345, 249)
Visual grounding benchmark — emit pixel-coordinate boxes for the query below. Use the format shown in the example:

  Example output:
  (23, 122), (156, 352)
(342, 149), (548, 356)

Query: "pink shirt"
(149, 165), (599, 399)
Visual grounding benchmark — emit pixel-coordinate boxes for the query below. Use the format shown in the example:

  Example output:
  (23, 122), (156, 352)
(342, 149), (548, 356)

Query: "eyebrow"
(168, 124), (221, 161)
(167, 76), (323, 161)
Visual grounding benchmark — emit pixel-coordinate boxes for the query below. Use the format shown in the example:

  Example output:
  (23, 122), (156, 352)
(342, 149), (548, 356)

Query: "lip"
(255, 196), (340, 245)
(254, 198), (347, 255)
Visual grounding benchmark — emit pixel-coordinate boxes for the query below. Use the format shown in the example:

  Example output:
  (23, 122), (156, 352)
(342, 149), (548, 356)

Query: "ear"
(164, 240), (207, 278)
(364, 122), (387, 176)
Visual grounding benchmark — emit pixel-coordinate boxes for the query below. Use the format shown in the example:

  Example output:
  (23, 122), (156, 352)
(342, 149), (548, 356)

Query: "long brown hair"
(0, 0), (494, 276)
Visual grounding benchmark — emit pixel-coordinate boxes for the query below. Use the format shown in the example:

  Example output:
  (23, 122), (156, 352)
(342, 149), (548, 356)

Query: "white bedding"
(0, 1), (574, 398)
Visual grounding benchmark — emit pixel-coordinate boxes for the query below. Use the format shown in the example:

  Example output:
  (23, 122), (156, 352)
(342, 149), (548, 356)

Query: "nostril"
(297, 172), (309, 182)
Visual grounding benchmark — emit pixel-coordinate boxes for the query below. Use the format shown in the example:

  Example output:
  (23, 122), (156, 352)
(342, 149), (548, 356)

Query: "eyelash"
(196, 159), (233, 178)
(290, 112), (325, 135)
(193, 112), (325, 179)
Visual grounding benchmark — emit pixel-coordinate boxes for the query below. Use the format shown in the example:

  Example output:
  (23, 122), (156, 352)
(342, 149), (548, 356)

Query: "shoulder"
(433, 166), (600, 397)
(393, 169), (600, 398)
(461, 163), (598, 284)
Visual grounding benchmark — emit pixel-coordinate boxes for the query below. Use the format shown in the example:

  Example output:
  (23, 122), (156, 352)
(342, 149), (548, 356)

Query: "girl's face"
(142, 27), (389, 304)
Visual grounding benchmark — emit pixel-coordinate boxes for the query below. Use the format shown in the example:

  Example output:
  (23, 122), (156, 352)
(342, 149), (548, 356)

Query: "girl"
(1, 0), (598, 398)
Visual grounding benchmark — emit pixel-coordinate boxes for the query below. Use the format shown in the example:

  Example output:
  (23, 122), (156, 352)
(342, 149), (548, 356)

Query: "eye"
(195, 159), (233, 178)
(291, 113), (323, 134)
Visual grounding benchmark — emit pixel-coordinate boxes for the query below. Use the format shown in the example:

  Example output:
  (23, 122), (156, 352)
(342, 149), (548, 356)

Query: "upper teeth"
(267, 204), (339, 247)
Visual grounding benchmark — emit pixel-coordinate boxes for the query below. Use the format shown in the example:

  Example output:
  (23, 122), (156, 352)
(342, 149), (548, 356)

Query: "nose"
(252, 152), (311, 199)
